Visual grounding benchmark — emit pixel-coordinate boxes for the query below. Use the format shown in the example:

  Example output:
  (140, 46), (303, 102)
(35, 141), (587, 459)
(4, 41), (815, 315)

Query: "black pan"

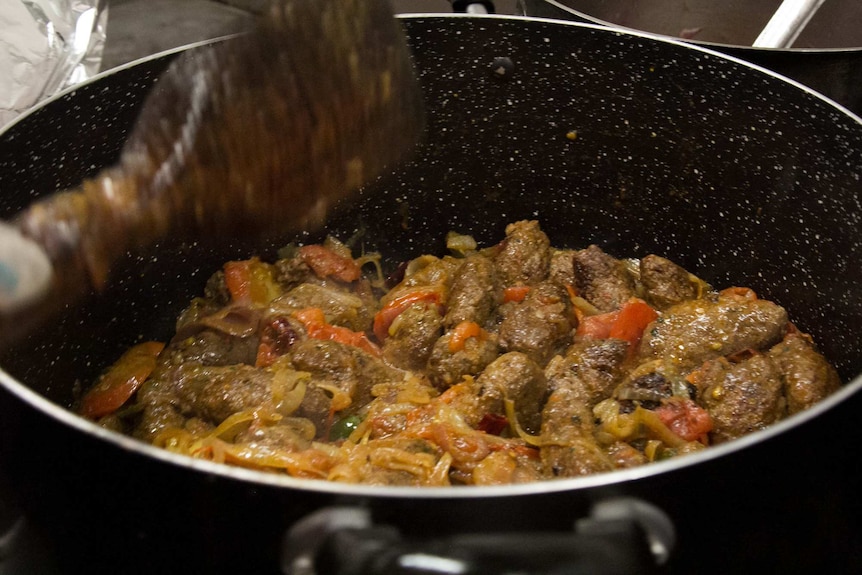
(1, 14), (861, 575)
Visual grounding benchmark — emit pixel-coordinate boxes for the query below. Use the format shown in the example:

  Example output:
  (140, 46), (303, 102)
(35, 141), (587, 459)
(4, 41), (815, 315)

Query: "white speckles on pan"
(1, 16), (861, 410)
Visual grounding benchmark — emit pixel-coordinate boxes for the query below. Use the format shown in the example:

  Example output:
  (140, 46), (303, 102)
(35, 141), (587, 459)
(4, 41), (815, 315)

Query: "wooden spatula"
(0, 0), (423, 325)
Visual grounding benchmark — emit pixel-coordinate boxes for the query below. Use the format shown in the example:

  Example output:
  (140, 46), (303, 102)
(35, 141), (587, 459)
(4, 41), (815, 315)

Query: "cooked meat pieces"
(540, 386), (614, 477)
(544, 338), (629, 407)
(498, 281), (573, 365)
(493, 220), (551, 286)
(695, 354), (785, 444)
(572, 244), (637, 312)
(444, 254), (500, 329)
(386, 256), (455, 300)
(605, 441), (648, 469)
(268, 283), (374, 332)
(134, 389), (187, 442)
(381, 301), (444, 371)
(293, 384), (334, 439)
(639, 254), (700, 310)
(233, 421), (313, 452)
(92, 220), (842, 487)
(289, 339), (402, 412)
(133, 329), (262, 440)
(548, 248), (577, 289)
(167, 328), (260, 367)
(427, 329), (500, 388)
(273, 251), (315, 290)
(768, 332), (841, 415)
(638, 291), (789, 371)
(472, 352), (549, 434)
(169, 363), (275, 423)
(614, 371), (675, 411)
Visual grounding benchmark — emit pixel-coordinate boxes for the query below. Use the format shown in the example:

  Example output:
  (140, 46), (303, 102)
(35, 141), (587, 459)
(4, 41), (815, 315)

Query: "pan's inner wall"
(1, 17), (861, 405)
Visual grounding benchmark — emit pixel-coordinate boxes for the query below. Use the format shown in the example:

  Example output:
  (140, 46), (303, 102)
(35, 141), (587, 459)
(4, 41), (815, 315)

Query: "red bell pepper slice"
(294, 307), (380, 357)
(79, 341), (165, 419)
(372, 289), (441, 341)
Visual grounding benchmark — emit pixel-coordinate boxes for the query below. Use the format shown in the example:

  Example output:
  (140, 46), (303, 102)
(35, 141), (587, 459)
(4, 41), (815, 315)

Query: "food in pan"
(79, 220), (840, 486)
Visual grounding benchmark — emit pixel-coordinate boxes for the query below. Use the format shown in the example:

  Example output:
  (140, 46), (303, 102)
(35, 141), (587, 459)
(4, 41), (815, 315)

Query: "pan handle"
(281, 498), (674, 575)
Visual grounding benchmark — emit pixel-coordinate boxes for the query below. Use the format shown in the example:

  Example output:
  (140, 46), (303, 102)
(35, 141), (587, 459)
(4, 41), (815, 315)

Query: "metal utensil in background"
(519, 0), (862, 115)
(0, 0), (423, 342)
(753, 0), (827, 48)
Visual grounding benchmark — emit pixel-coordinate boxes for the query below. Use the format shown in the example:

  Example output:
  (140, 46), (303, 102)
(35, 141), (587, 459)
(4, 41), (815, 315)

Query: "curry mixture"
(79, 220), (840, 486)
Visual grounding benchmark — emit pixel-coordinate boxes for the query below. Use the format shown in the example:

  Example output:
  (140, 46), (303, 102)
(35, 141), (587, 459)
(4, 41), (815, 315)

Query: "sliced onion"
(404, 255), (439, 278)
(368, 446), (437, 476)
(644, 439), (663, 462)
(688, 273), (712, 299)
(635, 408), (687, 448)
(322, 235), (353, 259)
(316, 382), (353, 412)
(594, 398), (639, 439)
(355, 251), (385, 288)
(153, 427), (197, 453)
(219, 441), (332, 477)
(446, 231), (478, 256)
(197, 305), (262, 338)
(504, 399), (544, 447)
(211, 410), (257, 441)
(271, 368), (310, 416)
(280, 417), (318, 441)
(623, 257), (641, 280)
(570, 295), (602, 317)
(269, 283), (368, 330)
(428, 452), (453, 486)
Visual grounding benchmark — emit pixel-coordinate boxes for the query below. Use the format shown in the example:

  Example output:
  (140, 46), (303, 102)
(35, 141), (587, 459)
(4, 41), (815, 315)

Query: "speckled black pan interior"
(1, 16), (861, 405)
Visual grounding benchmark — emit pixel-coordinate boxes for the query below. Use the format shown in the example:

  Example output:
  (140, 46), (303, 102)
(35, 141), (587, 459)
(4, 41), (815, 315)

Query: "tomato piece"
(655, 398), (713, 443)
(576, 310), (618, 339)
(223, 258), (280, 306)
(448, 321), (486, 353)
(79, 341), (165, 419)
(503, 286), (531, 303)
(477, 413), (509, 436)
(372, 289), (441, 341)
(294, 307), (381, 357)
(298, 244), (361, 282)
(608, 298), (659, 348)
(576, 298), (657, 349)
(255, 316), (300, 367)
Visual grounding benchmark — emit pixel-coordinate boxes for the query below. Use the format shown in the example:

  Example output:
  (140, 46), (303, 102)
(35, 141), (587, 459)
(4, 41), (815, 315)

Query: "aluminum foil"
(0, 0), (108, 127)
